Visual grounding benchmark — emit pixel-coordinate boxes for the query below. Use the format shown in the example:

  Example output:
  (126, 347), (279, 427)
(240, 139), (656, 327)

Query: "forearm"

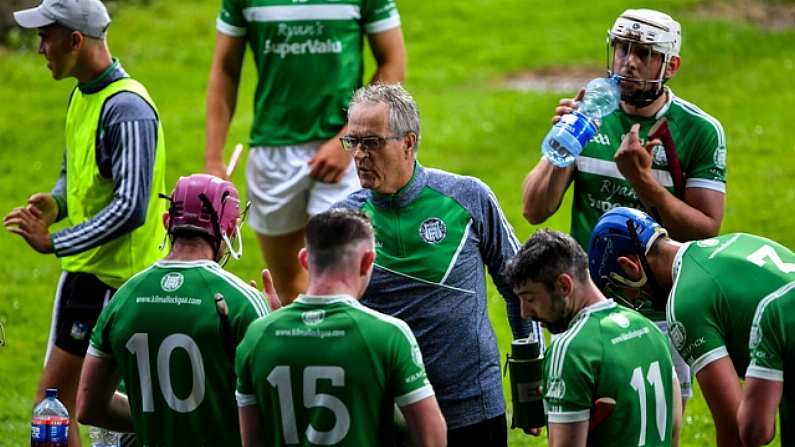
(206, 69), (239, 165)
(737, 400), (774, 447)
(92, 392), (134, 433)
(370, 58), (405, 84)
(522, 159), (572, 225)
(631, 174), (720, 240)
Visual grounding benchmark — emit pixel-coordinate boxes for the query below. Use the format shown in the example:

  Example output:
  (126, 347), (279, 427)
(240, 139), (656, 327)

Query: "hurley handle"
(648, 118), (685, 198)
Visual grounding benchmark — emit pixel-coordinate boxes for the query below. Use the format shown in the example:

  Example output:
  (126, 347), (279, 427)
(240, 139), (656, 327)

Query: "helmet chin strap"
(618, 78), (667, 107)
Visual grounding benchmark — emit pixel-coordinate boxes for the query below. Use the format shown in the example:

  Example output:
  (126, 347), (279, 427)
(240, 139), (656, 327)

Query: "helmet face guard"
(164, 174), (248, 265)
(588, 207), (668, 311)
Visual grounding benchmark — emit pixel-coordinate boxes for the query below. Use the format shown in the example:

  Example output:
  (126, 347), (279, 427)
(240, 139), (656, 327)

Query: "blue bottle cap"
(45, 388), (58, 398)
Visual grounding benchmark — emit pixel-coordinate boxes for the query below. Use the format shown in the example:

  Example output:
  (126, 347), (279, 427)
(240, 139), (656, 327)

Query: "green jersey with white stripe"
(216, 0), (400, 146)
(89, 260), (269, 446)
(747, 282), (795, 444)
(571, 89), (726, 248)
(235, 295), (434, 446)
(666, 234), (795, 379)
(544, 300), (675, 447)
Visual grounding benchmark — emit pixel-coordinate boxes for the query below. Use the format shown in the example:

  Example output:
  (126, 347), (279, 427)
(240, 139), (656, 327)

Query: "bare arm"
(76, 354), (133, 432)
(205, 32), (246, 180)
(239, 405), (266, 447)
(738, 377), (781, 447)
(522, 159), (575, 224)
(367, 27), (406, 84)
(548, 421), (589, 447)
(399, 396), (447, 447)
(696, 356), (743, 447)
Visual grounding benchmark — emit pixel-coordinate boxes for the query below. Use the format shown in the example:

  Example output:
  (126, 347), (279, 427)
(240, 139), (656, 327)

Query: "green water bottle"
(507, 332), (546, 433)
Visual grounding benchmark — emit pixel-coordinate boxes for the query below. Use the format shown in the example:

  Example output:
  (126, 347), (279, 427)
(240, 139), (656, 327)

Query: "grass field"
(1, 0), (794, 445)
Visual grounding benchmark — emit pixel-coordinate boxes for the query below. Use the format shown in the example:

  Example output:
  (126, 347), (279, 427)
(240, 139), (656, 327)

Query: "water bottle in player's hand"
(90, 426), (121, 447)
(31, 388), (69, 447)
(541, 76), (620, 167)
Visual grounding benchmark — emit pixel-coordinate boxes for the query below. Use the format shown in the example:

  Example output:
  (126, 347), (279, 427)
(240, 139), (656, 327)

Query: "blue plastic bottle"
(541, 77), (620, 167)
(31, 388), (69, 447)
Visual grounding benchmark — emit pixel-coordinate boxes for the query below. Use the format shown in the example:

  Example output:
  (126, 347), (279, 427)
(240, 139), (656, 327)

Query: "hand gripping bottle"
(541, 76), (620, 167)
(506, 332), (546, 433)
(31, 388), (69, 446)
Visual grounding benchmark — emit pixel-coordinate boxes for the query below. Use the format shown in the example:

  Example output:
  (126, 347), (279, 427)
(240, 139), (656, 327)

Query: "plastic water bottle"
(31, 388), (69, 446)
(541, 76), (620, 167)
(90, 427), (121, 447)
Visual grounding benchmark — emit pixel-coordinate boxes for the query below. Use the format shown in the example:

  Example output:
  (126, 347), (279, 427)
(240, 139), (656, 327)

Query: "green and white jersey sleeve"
(215, 0), (401, 146)
(543, 300), (675, 447)
(667, 234), (795, 378)
(570, 89), (726, 252)
(747, 282), (795, 381)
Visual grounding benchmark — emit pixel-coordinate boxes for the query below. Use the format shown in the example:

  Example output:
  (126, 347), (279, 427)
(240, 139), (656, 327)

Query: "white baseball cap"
(14, 0), (111, 39)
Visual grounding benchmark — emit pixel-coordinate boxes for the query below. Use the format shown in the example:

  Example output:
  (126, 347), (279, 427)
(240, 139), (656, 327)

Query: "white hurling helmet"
(607, 9), (682, 106)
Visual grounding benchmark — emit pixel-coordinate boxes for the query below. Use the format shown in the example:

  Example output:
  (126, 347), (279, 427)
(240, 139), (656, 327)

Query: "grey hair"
(348, 83), (421, 151)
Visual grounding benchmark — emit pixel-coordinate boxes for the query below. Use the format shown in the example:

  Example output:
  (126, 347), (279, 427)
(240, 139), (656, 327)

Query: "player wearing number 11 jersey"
(588, 207), (795, 447)
(235, 209), (446, 446)
(77, 174), (270, 446)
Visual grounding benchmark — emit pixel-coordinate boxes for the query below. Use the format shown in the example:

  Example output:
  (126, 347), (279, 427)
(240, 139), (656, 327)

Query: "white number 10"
(747, 245), (795, 274)
(629, 361), (667, 446)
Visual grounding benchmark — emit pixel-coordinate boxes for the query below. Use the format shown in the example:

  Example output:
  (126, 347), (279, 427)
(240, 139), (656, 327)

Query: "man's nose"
(520, 303), (535, 320)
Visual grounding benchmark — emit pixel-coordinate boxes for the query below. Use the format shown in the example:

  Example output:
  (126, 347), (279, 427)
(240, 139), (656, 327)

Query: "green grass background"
(1, 0), (794, 445)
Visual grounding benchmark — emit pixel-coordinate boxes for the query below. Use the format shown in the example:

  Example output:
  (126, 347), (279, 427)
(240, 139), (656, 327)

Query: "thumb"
(574, 88), (586, 102)
(261, 269), (282, 311)
(644, 138), (662, 154)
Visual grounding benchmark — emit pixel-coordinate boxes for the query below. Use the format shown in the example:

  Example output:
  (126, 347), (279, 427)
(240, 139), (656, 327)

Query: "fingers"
(204, 162), (230, 181)
(644, 138), (662, 153)
(261, 269), (282, 311)
(27, 204), (43, 219)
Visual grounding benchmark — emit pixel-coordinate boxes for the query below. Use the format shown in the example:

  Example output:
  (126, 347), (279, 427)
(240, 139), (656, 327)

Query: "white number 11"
(629, 361), (667, 446)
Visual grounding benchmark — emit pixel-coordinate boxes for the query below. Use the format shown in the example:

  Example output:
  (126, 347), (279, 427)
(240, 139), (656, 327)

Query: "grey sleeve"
(51, 92), (158, 257)
(474, 181), (540, 342)
(51, 149), (68, 221)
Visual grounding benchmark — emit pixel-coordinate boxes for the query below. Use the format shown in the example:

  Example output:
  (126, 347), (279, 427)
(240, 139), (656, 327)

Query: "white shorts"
(246, 142), (360, 236)
(655, 320), (693, 399)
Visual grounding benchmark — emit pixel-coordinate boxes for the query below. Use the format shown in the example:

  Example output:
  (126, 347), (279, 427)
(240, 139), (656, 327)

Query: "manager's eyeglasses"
(340, 134), (404, 152)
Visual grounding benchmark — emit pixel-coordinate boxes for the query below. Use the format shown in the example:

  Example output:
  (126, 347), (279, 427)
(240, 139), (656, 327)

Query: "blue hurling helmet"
(587, 208), (668, 308)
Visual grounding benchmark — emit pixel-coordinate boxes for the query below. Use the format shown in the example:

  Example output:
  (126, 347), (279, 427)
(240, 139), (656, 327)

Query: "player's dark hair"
(305, 208), (374, 273)
(504, 229), (590, 292)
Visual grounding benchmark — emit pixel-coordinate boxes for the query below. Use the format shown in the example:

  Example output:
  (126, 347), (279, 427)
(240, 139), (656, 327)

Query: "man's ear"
(665, 55), (681, 79)
(404, 132), (417, 158)
(617, 255), (643, 281)
(69, 30), (84, 51)
(298, 248), (309, 271)
(360, 250), (375, 276)
(556, 272), (575, 296)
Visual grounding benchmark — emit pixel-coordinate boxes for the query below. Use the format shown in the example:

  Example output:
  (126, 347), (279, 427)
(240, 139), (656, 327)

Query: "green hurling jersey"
(216, 0), (400, 146)
(571, 90), (726, 248)
(89, 260), (269, 446)
(543, 300), (675, 447)
(235, 295), (434, 446)
(666, 234), (795, 378)
(747, 282), (795, 445)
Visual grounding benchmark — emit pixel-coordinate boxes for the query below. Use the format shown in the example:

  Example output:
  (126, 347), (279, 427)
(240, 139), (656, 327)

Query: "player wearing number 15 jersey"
(588, 207), (795, 447)
(235, 209), (446, 446)
(77, 174), (270, 446)
(505, 229), (680, 447)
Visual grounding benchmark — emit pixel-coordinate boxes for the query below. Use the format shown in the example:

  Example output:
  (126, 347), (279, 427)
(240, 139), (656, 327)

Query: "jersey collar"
(156, 259), (218, 268)
(369, 162), (427, 209)
(670, 241), (691, 285)
(295, 294), (359, 306)
(570, 298), (617, 326)
(654, 87), (675, 120)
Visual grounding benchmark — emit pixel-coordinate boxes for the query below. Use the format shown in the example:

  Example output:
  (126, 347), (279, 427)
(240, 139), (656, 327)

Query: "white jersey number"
(747, 245), (795, 274)
(629, 360), (668, 446)
(126, 333), (206, 413)
(267, 365), (351, 445)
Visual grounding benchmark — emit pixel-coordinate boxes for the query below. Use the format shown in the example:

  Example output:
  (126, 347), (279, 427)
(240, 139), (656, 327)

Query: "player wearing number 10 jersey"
(588, 207), (795, 447)
(77, 174), (270, 446)
(235, 209), (446, 446)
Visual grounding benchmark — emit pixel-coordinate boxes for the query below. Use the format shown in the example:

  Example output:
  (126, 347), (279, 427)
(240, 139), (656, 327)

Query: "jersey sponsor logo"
(608, 313), (631, 328)
(610, 327), (650, 345)
(545, 378), (566, 400)
(160, 272), (184, 292)
(418, 218), (447, 244)
(697, 238), (720, 248)
(411, 342), (424, 368)
(278, 22), (324, 39)
(599, 179), (640, 201)
(263, 38), (343, 58)
(714, 145), (727, 170)
(301, 309), (326, 326)
(669, 321), (687, 352)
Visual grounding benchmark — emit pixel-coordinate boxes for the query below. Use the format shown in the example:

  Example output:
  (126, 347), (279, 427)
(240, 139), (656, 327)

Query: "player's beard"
(545, 291), (575, 334)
